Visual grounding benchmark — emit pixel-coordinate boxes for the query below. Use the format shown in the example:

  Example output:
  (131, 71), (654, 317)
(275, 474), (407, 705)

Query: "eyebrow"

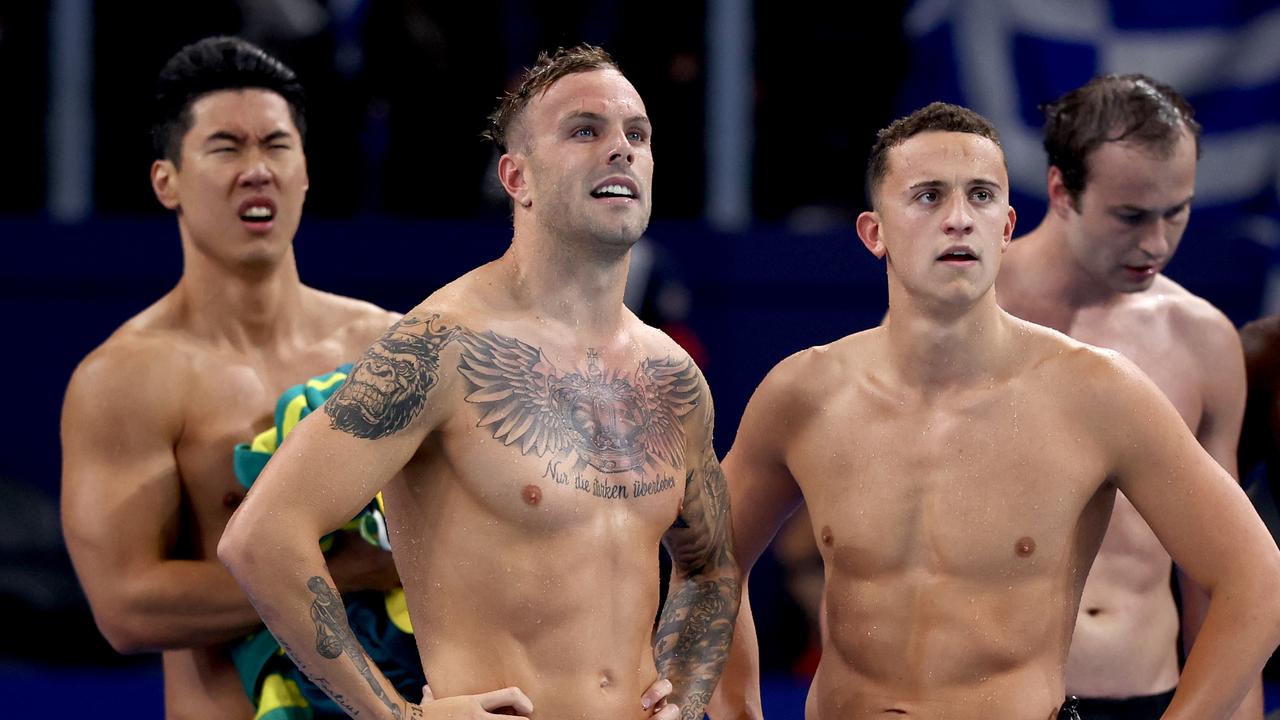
(203, 130), (244, 145)
(906, 177), (1003, 191)
(559, 111), (652, 129)
(202, 129), (295, 145)
(1111, 195), (1194, 214)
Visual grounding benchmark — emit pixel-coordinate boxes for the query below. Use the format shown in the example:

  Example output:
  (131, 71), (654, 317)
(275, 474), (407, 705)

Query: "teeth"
(242, 206), (272, 219)
(594, 184), (635, 198)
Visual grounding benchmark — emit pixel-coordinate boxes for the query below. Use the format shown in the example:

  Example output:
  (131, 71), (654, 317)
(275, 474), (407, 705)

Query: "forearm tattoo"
(655, 390), (740, 720)
(306, 576), (403, 719)
(327, 314), (460, 439)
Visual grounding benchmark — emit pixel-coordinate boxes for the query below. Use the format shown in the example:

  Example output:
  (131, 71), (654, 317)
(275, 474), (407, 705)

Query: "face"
(1054, 129), (1196, 292)
(151, 89), (308, 270)
(501, 69), (654, 247)
(856, 131), (1016, 307)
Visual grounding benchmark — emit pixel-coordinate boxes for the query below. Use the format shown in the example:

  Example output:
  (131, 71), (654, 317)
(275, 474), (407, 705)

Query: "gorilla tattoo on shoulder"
(326, 314), (460, 439)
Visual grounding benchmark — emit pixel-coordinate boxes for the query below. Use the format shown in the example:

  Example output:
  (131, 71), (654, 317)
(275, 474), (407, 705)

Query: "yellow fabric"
(306, 372), (348, 392)
(255, 673), (307, 719)
(385, 588), (414, 634)
(280, 392), (310, 437)
(249, 426), (278, 455)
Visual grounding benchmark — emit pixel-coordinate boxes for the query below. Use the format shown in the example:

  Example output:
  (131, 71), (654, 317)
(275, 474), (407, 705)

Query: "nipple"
(522, 484), (543, 506)
(820, 525), (834, 546)
(222, 491), (244, 509)
(1015, 536), (1036, 557)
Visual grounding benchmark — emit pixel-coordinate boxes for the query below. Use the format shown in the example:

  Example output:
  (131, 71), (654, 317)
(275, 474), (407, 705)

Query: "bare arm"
(655, 374), (743, 720)
(1096, 352), (1280, 720)
(706, 362), (807, 720)
(220, 313), (524, 719)
(60, 346), (264, 652)
(1175, 318), (1262, 720)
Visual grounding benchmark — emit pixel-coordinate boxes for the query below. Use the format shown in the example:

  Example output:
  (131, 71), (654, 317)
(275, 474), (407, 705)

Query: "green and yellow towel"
(230, 364), (423, 720)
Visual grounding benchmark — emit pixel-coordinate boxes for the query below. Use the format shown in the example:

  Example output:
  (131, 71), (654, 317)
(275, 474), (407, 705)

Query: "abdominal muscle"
(807, 573), (1069, 720)
(391, 497), (668, 719)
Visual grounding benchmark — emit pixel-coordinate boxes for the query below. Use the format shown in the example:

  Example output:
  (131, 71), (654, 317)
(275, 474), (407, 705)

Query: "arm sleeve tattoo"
(326, 313), (460, 440)
(655, 388), (741, 720)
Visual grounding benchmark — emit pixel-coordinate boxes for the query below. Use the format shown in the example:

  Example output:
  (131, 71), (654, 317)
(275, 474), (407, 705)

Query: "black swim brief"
(1067, 688), (1175, 720)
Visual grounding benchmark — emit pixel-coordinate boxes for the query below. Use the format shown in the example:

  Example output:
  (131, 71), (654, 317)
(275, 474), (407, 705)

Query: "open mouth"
(238, 198), (277, 225)
(937, 249), (977, 262)
(590, 178), (639, 200)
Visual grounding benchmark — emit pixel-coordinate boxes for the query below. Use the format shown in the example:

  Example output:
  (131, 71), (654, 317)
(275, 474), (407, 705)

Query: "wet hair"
(1042, 74), (1200, 205)
(151, 36), (306, 165)
(865, 102), (1004, 208)
(484, 44), (620, 153)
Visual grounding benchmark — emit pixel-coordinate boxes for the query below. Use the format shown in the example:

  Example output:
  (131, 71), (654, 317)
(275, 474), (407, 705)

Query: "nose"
(942, 193), (974, 236)
(1137, 219), (1171, 259)
(238, 156), (273, 189)
(606, 126), (634, 166)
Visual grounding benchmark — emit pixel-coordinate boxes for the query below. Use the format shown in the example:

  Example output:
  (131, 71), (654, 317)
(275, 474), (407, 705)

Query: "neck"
(176, 238), (307, 350)
(885, 282), (1011, 390)
(1018, 216), (1121, 308)
(503, 222), (631, 340)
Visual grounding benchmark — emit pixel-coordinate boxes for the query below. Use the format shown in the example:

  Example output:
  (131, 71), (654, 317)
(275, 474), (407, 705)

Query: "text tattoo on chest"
(326, 314), (699, 499)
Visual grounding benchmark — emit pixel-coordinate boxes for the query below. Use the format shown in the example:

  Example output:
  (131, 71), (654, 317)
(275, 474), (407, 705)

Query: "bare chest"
(792, 388), (1109, 580)
(173, 352), (356, 540)
(422, 332), (699, 535)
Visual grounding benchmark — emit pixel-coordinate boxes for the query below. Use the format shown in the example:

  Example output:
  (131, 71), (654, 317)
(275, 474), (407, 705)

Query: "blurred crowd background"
(3, 1), (1279, 716)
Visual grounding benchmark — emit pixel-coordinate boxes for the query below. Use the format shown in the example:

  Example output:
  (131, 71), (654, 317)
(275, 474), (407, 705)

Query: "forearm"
(1228, 681), (1264, 720)
(221, 534), (409, 720)
(87, 559), (264, 652)
(705, 577), (762, 720)
(1163, 579), (1280, 719)
(654, 566), (742, 720)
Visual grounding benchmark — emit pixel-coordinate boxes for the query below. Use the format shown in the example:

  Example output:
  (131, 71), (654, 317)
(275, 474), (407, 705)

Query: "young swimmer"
(60, 37), (404, 719)
(220, 45), (738, 720)
(709, 102), (1280, 720)
(997, 74), (1261, 720)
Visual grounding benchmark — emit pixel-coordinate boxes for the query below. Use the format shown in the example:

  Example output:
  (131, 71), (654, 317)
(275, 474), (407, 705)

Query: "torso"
(118, 288), (394, 719)
(375, 276), (701, 720)
(779, 324), (1115, 720)
(1000, 267), (1209, 698)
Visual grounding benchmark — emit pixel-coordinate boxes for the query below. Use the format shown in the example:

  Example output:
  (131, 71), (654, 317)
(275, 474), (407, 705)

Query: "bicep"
(719, 379), (804, 572)
(239, 311), (464, 535)
(60, 376), (183, 592)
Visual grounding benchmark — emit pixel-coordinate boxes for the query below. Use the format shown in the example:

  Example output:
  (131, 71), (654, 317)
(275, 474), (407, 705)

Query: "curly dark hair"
(865, 102), (1004, 208)
(1042, 74), (1200, 206)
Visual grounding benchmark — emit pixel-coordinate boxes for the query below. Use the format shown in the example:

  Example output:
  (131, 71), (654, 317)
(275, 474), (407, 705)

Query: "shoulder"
(1150, 276), (1238, 349)
(1026, 321), (1168, 429)
(1009, 316), (1130, 391)
(64, 319), (194, 431)
(305, 288), (401, 350)
(752, 328), (878, 414)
